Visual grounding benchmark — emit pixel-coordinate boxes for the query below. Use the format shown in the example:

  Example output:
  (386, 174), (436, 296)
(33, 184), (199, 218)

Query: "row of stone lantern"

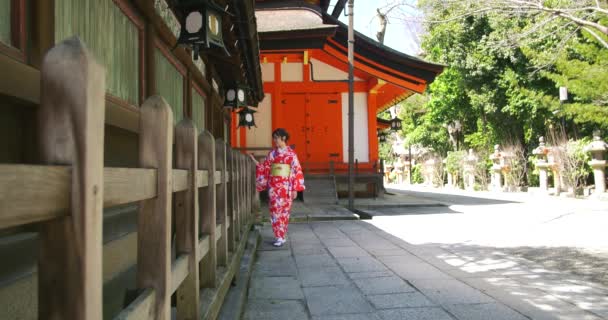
(383, 130), (607, 197)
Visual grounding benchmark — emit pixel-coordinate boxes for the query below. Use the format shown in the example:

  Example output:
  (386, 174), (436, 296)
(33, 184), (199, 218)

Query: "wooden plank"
(0, 166), (158, 229)
(105, 168), (156, 207)
(215, 224), (223, 242)
(171, 255), (189, 294)
(37, 38), (105, 320)
(114, 288), (156, 320)
(198, 130), (217, 288)
(215, 139), (228, 266)
(137, 95), (173, 320)
(196, 170), (209, 188)
(0, 53), (40, 104)
(172, 169), (188, 192)
(174, 119), (200, 319)
(214, 171), (222, 185)
(0, 165), (69, 229)
(198, 235), (210, 263)
(225, 147), (236, 252)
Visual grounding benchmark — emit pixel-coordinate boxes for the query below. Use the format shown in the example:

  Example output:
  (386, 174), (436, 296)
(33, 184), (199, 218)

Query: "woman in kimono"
(250, 128), (305, 247)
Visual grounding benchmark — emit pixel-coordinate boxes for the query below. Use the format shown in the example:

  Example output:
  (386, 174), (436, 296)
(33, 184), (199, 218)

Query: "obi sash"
(271, 163), (291, 177)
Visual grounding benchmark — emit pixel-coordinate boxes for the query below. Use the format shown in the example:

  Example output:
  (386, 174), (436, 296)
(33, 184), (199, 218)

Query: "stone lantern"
(546, 146), (562, 195)
(394, 157), (405, 184)
(464, 148), (478, 191)
(584, 130), (607, 195)
(424, 158), (436, 186)
(533, 136), (551, 193)
(489, 145), (504, 191)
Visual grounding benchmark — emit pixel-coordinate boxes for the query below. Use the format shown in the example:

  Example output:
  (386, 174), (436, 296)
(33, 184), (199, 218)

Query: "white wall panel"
(341, 92), (369, 163)
(261, 63), (275, 82)
(281, 62), (303, 82)
(246, 94), (273, 157)
(310, 58), (363, 81)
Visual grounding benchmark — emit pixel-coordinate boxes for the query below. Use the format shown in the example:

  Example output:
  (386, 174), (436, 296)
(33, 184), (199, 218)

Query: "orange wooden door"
(306, 93), (343, 164)
(278, 93), (308, 162)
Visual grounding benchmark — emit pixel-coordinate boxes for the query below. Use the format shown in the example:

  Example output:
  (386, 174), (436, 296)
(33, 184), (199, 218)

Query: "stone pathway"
(243, 220), (608, 320)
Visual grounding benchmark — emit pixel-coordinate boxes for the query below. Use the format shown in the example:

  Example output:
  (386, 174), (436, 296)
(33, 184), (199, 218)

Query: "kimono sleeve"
(255, 151), (272, 191)
(289, 152), (305, 192)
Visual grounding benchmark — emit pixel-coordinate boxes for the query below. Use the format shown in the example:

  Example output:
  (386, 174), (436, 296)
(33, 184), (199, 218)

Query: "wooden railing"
(0, 38), (258, 320)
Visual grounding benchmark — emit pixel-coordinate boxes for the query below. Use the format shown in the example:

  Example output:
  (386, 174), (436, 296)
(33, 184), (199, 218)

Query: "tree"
(383, 0), (608, 50)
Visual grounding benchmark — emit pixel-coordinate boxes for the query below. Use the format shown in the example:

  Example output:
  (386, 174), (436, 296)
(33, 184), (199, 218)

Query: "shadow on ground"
(387, 189), (521, 206)
(364, 222), (608, 319)
(359, 205), (462, 217)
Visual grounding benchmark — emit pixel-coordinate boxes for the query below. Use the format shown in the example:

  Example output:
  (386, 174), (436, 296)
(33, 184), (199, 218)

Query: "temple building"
(231, 0), (443, 195)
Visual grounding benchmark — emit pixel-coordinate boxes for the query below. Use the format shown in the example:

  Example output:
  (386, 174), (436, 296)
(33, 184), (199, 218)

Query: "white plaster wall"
(281, 62), (303, 82)
(341, 92), (369, 163)
(246, 94), (272, 157)
(309, 58), (363, 81)
(261, 63), (275, 82)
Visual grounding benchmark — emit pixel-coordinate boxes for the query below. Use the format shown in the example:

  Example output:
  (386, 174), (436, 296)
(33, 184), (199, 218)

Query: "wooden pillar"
(137, 95), (173, 320)
(215, 138), (228, 266)
(231, 147), (241, 241)
(38, 37), (105, 320)
(225, 145), (236, 251)
(175, 119), (200, 319)
(31, 0), (55, 68)
(198, 130), (217, 288)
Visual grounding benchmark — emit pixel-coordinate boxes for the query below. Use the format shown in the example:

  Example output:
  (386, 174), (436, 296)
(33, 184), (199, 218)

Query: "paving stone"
(299, 267), (350, 287)
(377, 307), (454, 320)
(384, 261), (452, 280)
(312, 227), (345, 239)
(411, 279), (495, 305)
(327, 246), (370, 258)
(348, 270), (396, 279)
(367, 292), (436, 309)
(322, 237), (357, 247)
(312, 313), (382, 320)
(257, 250), (292, 260)
(252, 258), (298, 277)
(303, 286), (374, 316)
(337, 257), (389, 273)
(295, 253), (338, 269)
(445, 303), (529, 320)
(353, 276), (415, 295)
(292, 244), (328, 256)
(248, 276), (304, 300)
(243, 299), (309, 320)
(367, 248), (410, 257)
(378, 253), (425, 265)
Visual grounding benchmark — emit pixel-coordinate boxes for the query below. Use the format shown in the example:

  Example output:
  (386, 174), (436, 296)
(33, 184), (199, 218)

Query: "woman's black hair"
(272, 128), (290, 142)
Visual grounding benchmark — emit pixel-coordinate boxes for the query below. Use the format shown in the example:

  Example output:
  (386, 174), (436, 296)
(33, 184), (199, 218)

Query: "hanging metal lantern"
(237, 107), (256, 129)
(390, 117), (402, 131)
(224, 84), (248, 109)
(379, 133), (387, 142)
(175, 0), (229, 60)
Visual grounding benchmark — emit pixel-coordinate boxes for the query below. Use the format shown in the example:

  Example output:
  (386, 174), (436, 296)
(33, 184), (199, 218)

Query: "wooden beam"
(198, 130), (217, 288)
(137, 95), (173, 320)
(37, 37), (105, 320)
(215, 139), (229, 266)
(331, 0), (348, 18)
(114, 289), (156, 320)
(175, 119), (200, 319)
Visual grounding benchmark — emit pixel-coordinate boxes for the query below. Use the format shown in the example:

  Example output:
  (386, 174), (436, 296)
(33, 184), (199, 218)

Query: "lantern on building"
(377, 129), (387, 142)
(224, 84), (248, 109)
(237, 107), (256, 128)
(390, 117), (402, 131)
(175, 0), (229, 60)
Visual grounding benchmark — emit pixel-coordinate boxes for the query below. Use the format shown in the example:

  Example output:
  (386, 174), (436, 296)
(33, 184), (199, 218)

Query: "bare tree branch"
(582, 26), (608, 49)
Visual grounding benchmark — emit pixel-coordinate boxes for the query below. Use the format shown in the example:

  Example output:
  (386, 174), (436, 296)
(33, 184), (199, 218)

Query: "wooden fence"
(0, 37), (258, 320)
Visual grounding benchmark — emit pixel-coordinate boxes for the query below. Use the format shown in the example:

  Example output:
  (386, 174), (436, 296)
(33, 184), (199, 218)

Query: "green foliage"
(411, 164), (424, 184)
(445, 150), (466, 174)
(394, 0), (607, 189)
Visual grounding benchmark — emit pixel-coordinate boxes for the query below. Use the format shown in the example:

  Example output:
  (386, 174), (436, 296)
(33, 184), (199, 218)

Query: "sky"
(332, 0), (423, 56)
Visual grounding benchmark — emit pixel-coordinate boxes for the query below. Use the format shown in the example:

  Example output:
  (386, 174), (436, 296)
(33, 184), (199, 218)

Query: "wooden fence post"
(38, 37), (105, 320)
(239, 154), (245, 225)
(215, 139), (228, 266)
(138, 95), (173, 320)
(226, 146), (236, 251)
(198, 131), (217, 288)
(175, 120), (200, 319)
(231, 148), (241, 242)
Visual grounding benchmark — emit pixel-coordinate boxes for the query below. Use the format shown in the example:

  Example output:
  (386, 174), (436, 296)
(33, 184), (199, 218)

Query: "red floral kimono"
(256, 146), (305, 240)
